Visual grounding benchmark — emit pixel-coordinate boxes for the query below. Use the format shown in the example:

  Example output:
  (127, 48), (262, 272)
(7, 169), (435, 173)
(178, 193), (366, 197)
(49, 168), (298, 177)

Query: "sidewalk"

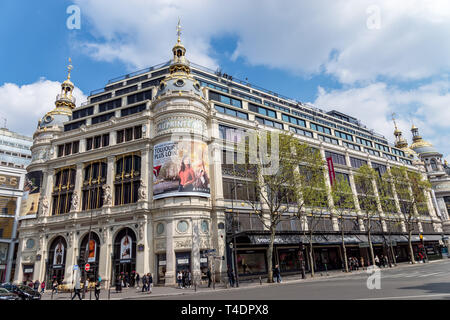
(40, 258), (447, 300)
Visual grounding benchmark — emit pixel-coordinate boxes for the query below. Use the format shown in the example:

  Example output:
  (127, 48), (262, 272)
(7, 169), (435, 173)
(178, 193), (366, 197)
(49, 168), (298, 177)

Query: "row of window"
(249, 103), (277, 119)
(209, 91), (242, 108)
(215, 105), (248, 120)
(117, 125), (143, 144)
(318, 134), (338, 145)
(255, 116), (283, 129)
(116, 85), (138, 97)
(342, 141), (361, 151)
(86, 134), (110, 151)
(366, 148), (380, 157)
(57, 141), (79, 157)
(52, 154), (142, 215)
(310, 123), (332, 135)
(335, 130), (353, 142)
(289, 126), (313, 138)
(282, 114), (306, 128)
(264, 101), (290, 113)
(231, 90), (262, 104)
(356, 137), (372, 148)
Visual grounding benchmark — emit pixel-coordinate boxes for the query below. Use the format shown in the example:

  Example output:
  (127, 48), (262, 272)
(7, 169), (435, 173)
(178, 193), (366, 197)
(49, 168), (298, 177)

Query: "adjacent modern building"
(0, 127), (32, 282)
(14, 28), (449, 287)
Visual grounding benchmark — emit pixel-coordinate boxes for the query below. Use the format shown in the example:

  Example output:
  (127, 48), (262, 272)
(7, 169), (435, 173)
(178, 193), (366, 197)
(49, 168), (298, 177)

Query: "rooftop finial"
(176, 18), (182, 44)
(67, 57), (73, 80)
(391, 112), (398, 131)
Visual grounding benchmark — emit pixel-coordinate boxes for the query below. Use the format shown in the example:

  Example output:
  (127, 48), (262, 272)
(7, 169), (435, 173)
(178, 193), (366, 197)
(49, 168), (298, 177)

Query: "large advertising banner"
(153, 141), (210, 199)
(86, 240), (97, 263)
(120, 236), (132, 260)
(53, 242), (64, 265)
(20, 171), (43, 216)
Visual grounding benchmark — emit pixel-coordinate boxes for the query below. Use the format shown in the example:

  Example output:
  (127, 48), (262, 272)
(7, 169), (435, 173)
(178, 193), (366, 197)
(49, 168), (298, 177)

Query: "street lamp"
(230, 182), (243, 288)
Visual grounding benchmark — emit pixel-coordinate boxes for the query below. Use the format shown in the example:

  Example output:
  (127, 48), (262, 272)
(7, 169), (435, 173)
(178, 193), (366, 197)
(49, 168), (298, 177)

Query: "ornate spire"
(392, 113), (408, 149)
(177, 18), (182, 44)
(67, 57), (73, 80)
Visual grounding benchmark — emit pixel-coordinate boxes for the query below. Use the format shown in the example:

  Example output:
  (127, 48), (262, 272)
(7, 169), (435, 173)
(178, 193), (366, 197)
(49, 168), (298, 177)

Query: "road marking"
(362, 293), (450, 300)
(417, 272), (443, 278)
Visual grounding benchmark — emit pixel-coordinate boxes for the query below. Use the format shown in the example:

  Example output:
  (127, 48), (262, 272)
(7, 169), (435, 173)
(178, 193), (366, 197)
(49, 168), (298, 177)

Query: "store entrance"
(112, 228), (137, 286)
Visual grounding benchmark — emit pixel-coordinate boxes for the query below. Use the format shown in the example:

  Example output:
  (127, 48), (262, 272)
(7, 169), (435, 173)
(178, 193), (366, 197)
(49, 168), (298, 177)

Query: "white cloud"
(312, 81), (450, 160)
(0, 79), (87, 137)
(73, 0), (450, 83)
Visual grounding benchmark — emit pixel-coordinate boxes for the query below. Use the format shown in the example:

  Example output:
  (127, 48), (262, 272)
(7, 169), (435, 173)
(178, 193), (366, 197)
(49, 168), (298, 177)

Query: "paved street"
(41, 258), (450, 300)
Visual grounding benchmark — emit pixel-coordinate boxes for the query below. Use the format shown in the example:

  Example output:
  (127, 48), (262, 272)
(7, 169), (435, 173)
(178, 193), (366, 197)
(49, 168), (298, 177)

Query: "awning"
(322, 234), (361, 244)
(248, 234), (307, 245)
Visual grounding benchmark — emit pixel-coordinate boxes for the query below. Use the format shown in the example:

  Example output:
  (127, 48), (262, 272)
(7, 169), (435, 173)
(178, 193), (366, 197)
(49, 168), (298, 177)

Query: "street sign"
(85, 263), (90, 272)
(73, 265), (79, 271)
(358, 242), (370, 248)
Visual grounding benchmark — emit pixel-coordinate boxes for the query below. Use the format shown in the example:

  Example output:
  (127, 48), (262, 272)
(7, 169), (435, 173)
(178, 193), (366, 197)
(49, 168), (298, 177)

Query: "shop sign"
(0, 174), (19, 188)
(200, 258), (208, 263)
(158, 260), (166, 266)
(52, 264), (63, 269)
(359, 242), (370, 248)
(426, 246), (435, 255)
(120, 259), (131, 264)
(24, 268), (34, 273)
(138, 244), (145, 252)
(156, 117), (206, 135)
(177, 259), (189, 265)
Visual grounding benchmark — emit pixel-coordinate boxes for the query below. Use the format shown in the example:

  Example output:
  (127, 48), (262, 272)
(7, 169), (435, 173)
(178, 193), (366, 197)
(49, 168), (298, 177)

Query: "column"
(191, 219), (201, 282)
(320, 148), (337, 231)
(72, 163), (83, 213)
(165, 218), (175, 286)
(64, 231), (79, 286)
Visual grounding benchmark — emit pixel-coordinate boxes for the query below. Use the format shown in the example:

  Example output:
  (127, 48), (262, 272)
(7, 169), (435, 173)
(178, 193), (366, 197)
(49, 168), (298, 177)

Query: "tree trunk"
(267, 226), (276, 283)
(408, 230), (416, 264)
(342, 230), (349, 273)
(390, 242), (397, 266)
(368, 231), (375, 266)
(309, 232), (315, 277)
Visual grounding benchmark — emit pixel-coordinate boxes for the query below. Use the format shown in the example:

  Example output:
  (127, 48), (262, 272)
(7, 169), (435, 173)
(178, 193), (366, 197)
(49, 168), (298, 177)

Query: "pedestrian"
(52, 279), (59, 295)
(187, 271), (192, 288)
(182, 271), (186, 289)
(148, 273), (153, 293)
(273, 264), (281, 283)
(141, 273), (147, 292)
(33, 279), (40, 292)
(177, 271), (183, 288)
(71, 279), (82, 300)
(348, 257), (353, 271)
(418, 252), (424, 263)
(135, 272), (140, 290)
(95, 276), (101, 300)
(227, 267), (235, 287)
(374, 255), (380, 267)
(207, 268), (212, 288)
(124, 272), (129, 288)
(115, 275), (122, 293)
(40, 281), (45, 294)
(360, 257), (365, 270)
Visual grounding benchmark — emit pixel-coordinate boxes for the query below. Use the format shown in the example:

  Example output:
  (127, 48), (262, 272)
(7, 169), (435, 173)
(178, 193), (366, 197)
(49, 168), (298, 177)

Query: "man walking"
(135, 272), (140, 290)
(71, 278), (82, 300)
(94, 277), (101, 300)
(33, 279), (40, 292)
(207, 268), (212, 288)
(227, 267), (235, 287)
(147, 273), (153, 293)
(273, 264), (281, 283)
(141, 273), (147, 292)
(40, 281), (46, 294)
(177, 271), (183, 288)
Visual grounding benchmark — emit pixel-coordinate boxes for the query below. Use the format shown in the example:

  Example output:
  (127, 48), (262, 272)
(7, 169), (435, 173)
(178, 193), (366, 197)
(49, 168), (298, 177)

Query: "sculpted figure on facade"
(41, 196), (49, 216)
(70, 191), (79, 212)
(102, 185), (112, 206)
(138, 181), (147, 201)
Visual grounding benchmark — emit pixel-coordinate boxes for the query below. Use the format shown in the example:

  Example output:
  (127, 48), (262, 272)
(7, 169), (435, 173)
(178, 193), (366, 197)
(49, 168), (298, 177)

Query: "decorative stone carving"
(138, 222), (144, 240)
(156, 241), (166, 250)
(138, 181), (146, 201)
(70, 191), (79, 212)
(41, 197), (49, 216)
(102, 185), (112, 206)
(175, 239), (192, 248)
(68, 231), (73, 247)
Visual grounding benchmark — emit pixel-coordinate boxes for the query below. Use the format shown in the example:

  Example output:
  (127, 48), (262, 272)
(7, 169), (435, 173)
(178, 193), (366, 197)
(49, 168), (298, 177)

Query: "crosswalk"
(334, 270), (448, 281)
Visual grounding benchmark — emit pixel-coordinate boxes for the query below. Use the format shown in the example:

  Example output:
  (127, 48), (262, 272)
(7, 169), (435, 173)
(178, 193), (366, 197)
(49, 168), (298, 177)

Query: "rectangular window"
(102, 134), (109, 147)
(282, 114), (306, 127)
(342, 141), (361, 151)
(125, 128), (133, 141)
(92, 112), (114, 124)
(134, 125), (142, 140)
(64, 143), (72, 156)
(318, 134), (339, 145)
(356, 137), (373, 148)
(289, 126), (313, 138)
(86, 138), (93, 151)
(117, 130), (124, 144)
(57, 145), (64, 157)
(366, 148), (380, 156)
(99, 98), (122, 113)
(335, 130), (354, 142)
(325, 151), (347, 166)
(94, 135), (102, 149)
(350, 157), (367, 168)
(72, 107), (94, 120)
(255, 116), (282, 129)
(209, 91), (242, 108)
(310, 123), (331, 135)
(72, 141), (79, 154)
(384, 153), (397, 161)
(116, 85), (138, 96)
(127, 90), (152, 105)
(121, 103), (146, 117)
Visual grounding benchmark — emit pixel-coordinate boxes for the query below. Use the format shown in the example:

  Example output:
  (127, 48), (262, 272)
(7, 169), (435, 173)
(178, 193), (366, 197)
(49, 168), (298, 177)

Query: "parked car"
(0, 288), (21, 300)
(0, 283), (41, 300)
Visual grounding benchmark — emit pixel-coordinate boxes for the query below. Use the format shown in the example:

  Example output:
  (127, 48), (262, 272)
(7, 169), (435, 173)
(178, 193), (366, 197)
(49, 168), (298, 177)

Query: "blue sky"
(0, 0), (449, 161)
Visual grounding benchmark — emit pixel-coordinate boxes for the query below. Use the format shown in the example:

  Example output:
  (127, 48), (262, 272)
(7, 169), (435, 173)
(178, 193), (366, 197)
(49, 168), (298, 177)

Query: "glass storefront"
(78, 232), (101, 281)
(113, 228), (137, 282)
(277, 248), (302, 272)
(157, 253), (166, 284)
(46, 236), (67, 287)
(236, 250), (267, 276)
(22, 265), (34, 284)
(175, 252), (191, 273)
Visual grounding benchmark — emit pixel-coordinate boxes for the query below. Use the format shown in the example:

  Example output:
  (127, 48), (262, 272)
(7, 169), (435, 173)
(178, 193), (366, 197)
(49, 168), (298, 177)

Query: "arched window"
(430, 159), (438, 171)
(52, 167), (76, 215)
(82, 160), (107, 210)
(114, 154), (141, 205)
(46, 236), (67, 285)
